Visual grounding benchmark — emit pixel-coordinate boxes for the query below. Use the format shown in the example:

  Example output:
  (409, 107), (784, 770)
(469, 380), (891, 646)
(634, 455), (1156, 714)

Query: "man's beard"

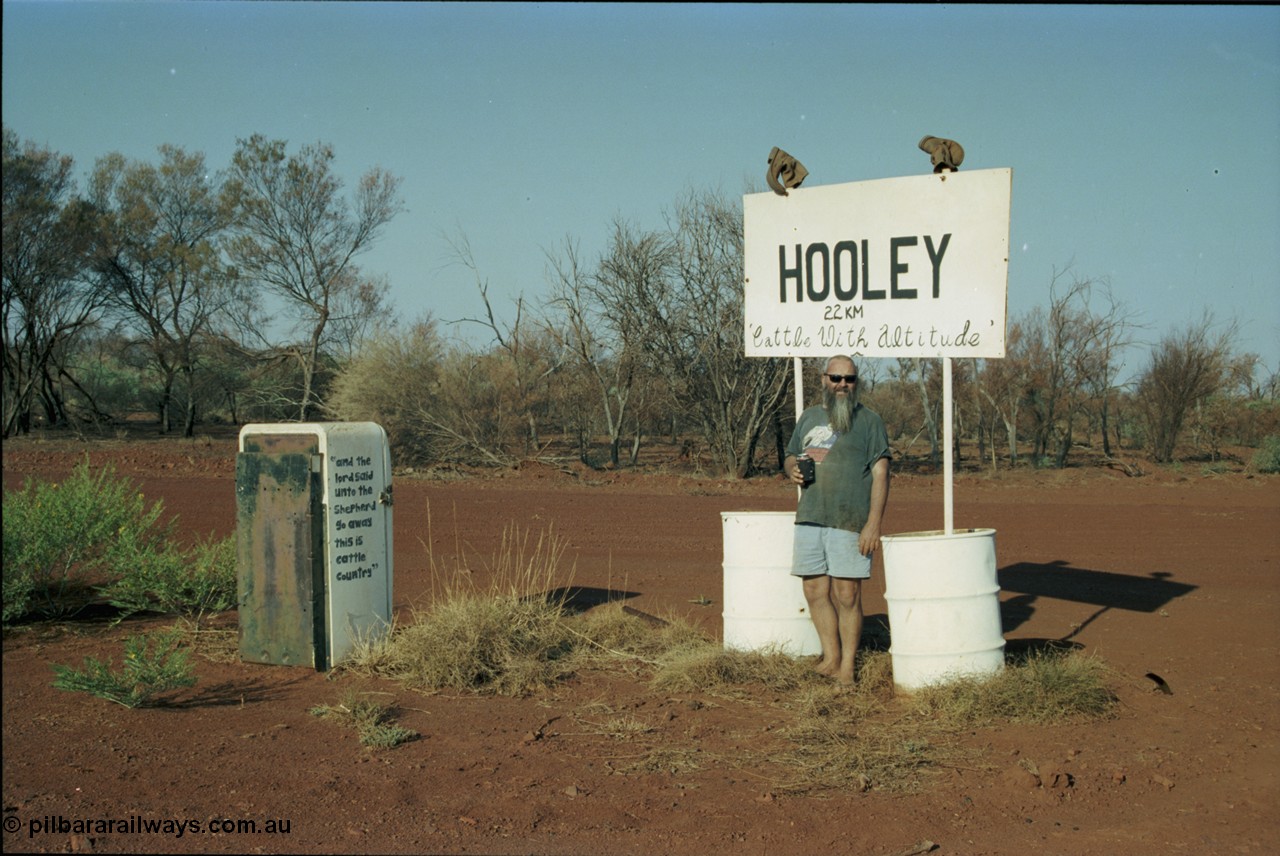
(823, 385), (859, 433)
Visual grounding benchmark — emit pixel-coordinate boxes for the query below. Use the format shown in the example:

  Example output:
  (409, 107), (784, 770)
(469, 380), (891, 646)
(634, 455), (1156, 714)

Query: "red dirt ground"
(2, 433), (1278, 855)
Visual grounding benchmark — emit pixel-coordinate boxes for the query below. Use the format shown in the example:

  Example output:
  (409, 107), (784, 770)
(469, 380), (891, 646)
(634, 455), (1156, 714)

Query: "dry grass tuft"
(577, 712), (656, 741)
(309, 688), (418, 749)
(352, 593), (577, 696)
(182, 626), (240, 664)
(346, 521), (579, 695)
(770, 673), (945, 794)
(617, 746), (706, 776)
(652, 642), (814, 695)
(570, 603), (707, 671)
(907, 649), (1117, 727)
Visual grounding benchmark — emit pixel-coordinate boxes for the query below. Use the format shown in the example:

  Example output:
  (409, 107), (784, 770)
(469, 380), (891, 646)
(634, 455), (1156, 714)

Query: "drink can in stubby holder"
(796, 454), (816, 485)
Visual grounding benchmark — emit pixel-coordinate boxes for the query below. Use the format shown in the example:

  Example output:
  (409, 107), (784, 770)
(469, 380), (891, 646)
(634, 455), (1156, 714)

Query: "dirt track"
(3, 435), (1278, 855)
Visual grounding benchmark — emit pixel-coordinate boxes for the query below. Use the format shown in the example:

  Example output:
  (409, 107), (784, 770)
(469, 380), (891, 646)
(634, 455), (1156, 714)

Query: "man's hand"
(860, 456), (890, 555)
(858, 524), (881, 557)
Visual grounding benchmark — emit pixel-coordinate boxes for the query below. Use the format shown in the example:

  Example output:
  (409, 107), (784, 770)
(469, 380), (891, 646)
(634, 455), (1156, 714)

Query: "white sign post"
(743, 168), (1012, 532)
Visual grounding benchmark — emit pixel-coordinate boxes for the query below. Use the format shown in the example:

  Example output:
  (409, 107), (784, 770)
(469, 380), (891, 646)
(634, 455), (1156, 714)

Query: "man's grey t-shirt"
(786, 403), (891, 534)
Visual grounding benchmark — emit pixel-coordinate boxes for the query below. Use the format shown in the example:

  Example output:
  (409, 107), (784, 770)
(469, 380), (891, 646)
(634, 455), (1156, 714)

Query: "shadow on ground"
(999, 560), (1197, 641)
(541, 585), (640, 614)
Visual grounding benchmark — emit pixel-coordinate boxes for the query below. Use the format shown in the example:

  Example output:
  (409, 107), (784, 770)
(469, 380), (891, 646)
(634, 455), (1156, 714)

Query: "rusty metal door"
(235, 434), (327, 670)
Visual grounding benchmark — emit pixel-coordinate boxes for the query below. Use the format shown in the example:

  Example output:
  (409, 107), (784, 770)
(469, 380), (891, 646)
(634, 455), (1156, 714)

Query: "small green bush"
(1250, 435), (1280, 474)
(50, 627), (197, 708)
(3, 461), (237, 625)
(3, 461), (161, 622)
(101, 533), (238, 622)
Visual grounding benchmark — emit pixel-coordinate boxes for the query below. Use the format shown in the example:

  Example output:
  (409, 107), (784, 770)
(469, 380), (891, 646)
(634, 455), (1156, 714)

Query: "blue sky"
(4, 2), (1278, 379)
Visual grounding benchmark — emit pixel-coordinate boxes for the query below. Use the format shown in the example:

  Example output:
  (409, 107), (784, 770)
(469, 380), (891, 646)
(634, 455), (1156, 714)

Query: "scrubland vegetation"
(4, 127), (1276, 479)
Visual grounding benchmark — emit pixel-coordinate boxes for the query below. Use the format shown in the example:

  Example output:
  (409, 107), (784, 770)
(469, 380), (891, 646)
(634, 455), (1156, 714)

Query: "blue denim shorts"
(791, 523), (872, 579)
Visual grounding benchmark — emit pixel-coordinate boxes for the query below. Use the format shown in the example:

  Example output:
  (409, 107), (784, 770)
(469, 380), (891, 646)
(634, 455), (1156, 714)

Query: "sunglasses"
(826, 374), (859, 384)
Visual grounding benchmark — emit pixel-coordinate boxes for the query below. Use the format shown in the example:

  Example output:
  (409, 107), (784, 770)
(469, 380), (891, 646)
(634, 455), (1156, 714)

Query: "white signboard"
(743, 168), (1011, 359)
(319, 422), (393, 664)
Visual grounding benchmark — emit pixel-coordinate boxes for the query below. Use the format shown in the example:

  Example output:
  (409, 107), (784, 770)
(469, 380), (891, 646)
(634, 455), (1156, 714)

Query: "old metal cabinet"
(236, 422), (394, 670)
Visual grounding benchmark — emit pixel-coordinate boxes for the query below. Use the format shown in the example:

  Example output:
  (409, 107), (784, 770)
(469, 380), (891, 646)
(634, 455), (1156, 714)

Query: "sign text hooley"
(743, 168), (1011, 359)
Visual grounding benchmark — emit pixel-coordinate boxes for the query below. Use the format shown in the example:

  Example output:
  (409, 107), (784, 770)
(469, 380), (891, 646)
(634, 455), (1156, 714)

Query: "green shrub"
(1250, 435), (1280, 474)
(2, 461), (237, 625)
(101, 533), (237, 622)
(324, 318), (446, 467)
(3, 461), (162, 622)
(50, 627), (197, 708)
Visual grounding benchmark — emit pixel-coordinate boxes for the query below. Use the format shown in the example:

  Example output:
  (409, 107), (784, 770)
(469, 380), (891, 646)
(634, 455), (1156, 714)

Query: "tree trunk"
(159, 376), (174, 434)
(1054, 416), (1073, 469)
(1100, 396), (1113, 457)
(773, 409), (787, 473)
(916, 360), (939, 468)
(1004, 412), (1019, 467)
(526, 411), (539, 455)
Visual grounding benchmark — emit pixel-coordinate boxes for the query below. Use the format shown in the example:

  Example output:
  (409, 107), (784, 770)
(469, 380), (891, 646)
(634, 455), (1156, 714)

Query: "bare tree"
(1065, 278), (1139, 459)
(911, 358), (941, 467)
(225, 135), (402, 420)
(977, 319), (1033, 467)
(965, 358), (987, 467)
(860, 363), (917, 456)
(1022, 268), (1132, 468)
(546, 237), (619, 465)
(1022, 295), (1075, 466)
(546, 230), (658, 468)
(2, 128), (101, 435)
(324, 272), (391, 364)
(447, 232), (566, 460)
(606, 188), (788, 478)
(1137, 313), (1238, 463)
(1188, 351), (1265, 460)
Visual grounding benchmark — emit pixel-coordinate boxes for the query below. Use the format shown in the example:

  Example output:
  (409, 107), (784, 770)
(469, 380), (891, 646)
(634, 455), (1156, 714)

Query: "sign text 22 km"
(743, 168), (1011, 359)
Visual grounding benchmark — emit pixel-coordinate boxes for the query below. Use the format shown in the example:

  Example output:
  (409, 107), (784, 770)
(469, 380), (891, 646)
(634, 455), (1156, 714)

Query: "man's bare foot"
(813, 657), (839, 677)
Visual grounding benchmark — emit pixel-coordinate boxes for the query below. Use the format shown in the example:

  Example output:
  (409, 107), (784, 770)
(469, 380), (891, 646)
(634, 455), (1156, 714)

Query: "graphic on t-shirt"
(801, 425), (840, 464)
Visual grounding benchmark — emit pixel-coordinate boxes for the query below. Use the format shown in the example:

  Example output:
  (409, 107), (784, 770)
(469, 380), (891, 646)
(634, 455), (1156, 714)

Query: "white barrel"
(881, 528), (1005, 691)
(721, 512), (821, 655)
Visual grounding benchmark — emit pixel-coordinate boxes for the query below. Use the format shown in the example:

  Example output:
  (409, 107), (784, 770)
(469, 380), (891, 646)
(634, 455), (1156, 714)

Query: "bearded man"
(783, 355), (892, 685)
